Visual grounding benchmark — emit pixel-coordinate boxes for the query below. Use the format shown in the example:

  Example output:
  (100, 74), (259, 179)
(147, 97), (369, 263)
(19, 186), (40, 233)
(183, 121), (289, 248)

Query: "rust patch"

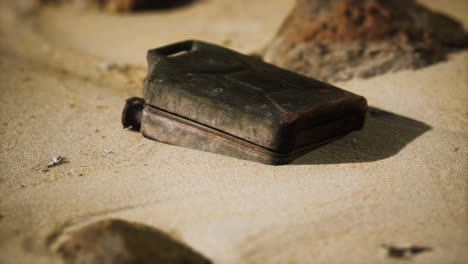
(291, 1), (394, 43)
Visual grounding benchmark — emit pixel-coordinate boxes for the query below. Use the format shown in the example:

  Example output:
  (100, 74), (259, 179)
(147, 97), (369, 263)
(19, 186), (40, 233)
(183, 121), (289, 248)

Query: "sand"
(0, 0), (467, 263)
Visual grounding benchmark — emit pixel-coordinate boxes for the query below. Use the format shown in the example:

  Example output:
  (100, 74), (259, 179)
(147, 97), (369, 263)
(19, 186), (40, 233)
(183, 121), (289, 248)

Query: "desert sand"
(0, 0), (467, 263)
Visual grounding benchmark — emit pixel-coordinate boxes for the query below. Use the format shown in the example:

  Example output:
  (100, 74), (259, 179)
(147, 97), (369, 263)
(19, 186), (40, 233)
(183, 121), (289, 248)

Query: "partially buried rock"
(53, 219), (211, 264)
(104, 0), (195, 12)
(263, 0), (468, 82)
(41, 0), (195, 12)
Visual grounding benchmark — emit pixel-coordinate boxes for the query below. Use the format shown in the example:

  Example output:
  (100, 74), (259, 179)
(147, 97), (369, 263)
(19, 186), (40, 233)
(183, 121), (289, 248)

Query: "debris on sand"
(51, 219), (212, 264)
(104, 149), (113, 155)
(48, 155), (63, 167)
(381, 244), (431, 259)
(263, 0), (468, 82)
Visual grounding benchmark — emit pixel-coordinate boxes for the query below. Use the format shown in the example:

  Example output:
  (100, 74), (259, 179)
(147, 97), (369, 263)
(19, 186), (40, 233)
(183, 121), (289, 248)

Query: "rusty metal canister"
(123, 40), (367, 165)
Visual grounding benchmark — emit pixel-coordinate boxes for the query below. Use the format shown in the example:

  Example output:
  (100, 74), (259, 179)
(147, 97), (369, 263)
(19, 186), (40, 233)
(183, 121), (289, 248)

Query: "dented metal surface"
(123, 40), (367, 165)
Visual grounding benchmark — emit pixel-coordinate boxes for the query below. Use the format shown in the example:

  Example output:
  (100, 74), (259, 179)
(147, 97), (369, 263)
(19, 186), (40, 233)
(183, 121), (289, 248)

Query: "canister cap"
(122, 97), (145, 131)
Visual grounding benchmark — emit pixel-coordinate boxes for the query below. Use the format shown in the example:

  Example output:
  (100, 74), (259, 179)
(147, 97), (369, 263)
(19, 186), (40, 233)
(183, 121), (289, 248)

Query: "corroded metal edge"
(140, 105), (364, 165)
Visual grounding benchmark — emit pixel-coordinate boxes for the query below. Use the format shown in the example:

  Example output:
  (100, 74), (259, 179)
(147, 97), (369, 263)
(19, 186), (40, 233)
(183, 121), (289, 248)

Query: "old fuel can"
(122, 40), (367, 165)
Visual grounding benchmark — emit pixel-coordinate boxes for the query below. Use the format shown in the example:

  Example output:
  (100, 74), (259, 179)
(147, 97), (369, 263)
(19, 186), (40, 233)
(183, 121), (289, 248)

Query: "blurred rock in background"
(263, 0), (468, 82)
(40, 0), (195, 12)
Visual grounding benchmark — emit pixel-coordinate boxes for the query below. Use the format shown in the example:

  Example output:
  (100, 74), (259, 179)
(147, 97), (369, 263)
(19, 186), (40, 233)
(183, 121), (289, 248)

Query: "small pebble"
(99, 62), (119, 71)
(48, 156), (63, 167)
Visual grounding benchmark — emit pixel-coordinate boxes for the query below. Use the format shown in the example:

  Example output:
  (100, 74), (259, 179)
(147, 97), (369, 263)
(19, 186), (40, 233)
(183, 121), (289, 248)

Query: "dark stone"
(40, 0), (195, 12)
(55, 219), (211, 264)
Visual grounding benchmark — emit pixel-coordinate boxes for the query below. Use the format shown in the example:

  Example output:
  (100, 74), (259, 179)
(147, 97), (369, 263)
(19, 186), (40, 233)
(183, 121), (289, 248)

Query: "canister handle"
(148, 40), (200, 59)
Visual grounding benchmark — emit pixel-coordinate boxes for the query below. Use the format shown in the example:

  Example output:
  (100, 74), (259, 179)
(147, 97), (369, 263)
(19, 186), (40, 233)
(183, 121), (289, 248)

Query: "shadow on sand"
(293, 107), (431, 165)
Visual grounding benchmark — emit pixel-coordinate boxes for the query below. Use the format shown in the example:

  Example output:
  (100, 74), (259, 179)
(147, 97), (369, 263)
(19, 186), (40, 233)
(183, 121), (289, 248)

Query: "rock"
(105, 0), (196, 12)
(40, 0), (195, 12)
(263, 0), (468, 82)
(53, 219), (211, 264)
